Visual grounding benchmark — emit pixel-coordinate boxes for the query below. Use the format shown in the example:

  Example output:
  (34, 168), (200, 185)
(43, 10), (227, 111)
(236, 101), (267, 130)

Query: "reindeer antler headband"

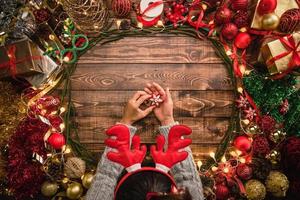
(105, 124), (192, 198)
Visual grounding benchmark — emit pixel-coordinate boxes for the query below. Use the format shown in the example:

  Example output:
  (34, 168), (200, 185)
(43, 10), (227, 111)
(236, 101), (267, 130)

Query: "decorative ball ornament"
(81, 172), (94, 189)
(236, 164), (252, 180)
(215, 7), (232, 24)
(221, 23), (238, 40)
(47, 133), (66, 150)
(234, 32), (251, 49)
(234, 11), (250, 28)
(215, 184), (230, 200)
(64, 157), (86, 179)
(257, 0), (277, 15)
(231, 0), (248, 11)
(66, 182), (83, 200)
(265, 171), (289, 197)
(41, 181), (58, 197)
(245, 179), (266, 200)
(279, 8), (300, 33)
(233, 135), (252, 152)
(261, 13), (280, 30)
(112, 0), (132, 18)
(266, 150), (281, 165)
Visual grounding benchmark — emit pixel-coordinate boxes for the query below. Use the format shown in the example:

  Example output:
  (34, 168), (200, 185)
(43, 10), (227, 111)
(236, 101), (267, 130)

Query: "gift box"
(251, 0), (299, 30)
(0, 39), (58, 81)
(259, 32), (300, 75)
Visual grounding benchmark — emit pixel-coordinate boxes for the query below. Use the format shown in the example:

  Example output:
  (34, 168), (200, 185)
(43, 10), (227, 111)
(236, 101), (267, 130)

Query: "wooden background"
(72, 35), (234, 162)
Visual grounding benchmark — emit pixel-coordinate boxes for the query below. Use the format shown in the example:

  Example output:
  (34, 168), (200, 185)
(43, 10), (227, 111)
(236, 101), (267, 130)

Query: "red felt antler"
(150, 125), (192, 172)
(105, 125), (147, 172)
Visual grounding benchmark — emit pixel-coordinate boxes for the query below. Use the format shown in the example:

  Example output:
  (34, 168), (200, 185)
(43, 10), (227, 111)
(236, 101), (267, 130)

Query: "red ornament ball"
(279, 8), (300, 33)
(215, 7), (232, 24)
(234, 32), (251, 49)
(234, 11), (250, 28)
(221, 23), (238, 40)
(112, 0), (132, 18)
(233, 135), (252, 152)
(252, 135), (270, 157)
(215, 184), (230, 200)
(231, 0), (248, 11)
(236, 164), (253, 180)
(48, 133), (66, 149)
(257, 0), (277, 15)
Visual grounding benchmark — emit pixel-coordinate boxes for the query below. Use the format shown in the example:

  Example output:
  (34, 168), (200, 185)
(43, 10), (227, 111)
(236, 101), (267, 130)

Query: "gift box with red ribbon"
(0, 39), (58, 83)
(259, 32), (300, 75)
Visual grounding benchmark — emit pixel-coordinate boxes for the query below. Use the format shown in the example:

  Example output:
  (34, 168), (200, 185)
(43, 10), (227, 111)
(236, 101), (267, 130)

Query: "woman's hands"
(144, 82), (175, 126)
(120, 91), (155, 126)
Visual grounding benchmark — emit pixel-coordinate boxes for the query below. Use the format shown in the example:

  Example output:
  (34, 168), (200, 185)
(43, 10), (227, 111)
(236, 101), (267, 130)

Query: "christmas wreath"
(0, 0), (300, 199)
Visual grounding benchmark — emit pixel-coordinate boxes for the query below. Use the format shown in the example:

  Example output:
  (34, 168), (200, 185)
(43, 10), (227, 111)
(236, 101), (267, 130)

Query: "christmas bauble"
(48, 133), (66, 149)
(66, 182), (83, 200)
(261, 13), (280, 30)
(234, 11), (249, 28)
(221, 23), (238, 40)
(257, 0), (277, 15)
(112, 0), (132, 18)
(265, 171), (289, 197)
(233, 135), (252, 152)
(41, 181), (58, 197)
(82, 172), (94, 189)
(245, 179), (266, 200)
(234, 32), (251, 49)
(215, 184), (230, 200)
(215, 7), (232, 24)
(236, 164), (252, 180)
(279, 8), (300, 33)
(64, 157), (86, 179)
(231, 0), (248, 11)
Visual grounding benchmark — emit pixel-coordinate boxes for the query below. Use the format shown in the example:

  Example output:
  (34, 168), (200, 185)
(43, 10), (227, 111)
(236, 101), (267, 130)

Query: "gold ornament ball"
(261, 13), (280, 30)
(66, 182), (83, 199)
(82, 172), (94, 189)
(266, 171), (289, 197)
(245, 179), (266, 200)
(41, 181), (58, 197)
(61, 177), (70, 189)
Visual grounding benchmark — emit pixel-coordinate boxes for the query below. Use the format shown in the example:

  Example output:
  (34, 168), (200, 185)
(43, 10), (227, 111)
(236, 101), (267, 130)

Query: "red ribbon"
(0, 45), (43, 78)
(137, 1), (163, 27)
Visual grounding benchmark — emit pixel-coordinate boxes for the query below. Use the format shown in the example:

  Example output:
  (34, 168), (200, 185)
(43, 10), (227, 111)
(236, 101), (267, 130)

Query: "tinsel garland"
(8, 117), (48, 200)
(243, 71), (300, 135)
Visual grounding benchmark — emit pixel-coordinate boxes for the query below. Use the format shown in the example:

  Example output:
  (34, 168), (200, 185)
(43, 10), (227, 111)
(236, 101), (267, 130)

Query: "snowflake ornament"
(149, 94), (163, 106)
(236, 95), (249, 109)
(244, 107), (257, 121)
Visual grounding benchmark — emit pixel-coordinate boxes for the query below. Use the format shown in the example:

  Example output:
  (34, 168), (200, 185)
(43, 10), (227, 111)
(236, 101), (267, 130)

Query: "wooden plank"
(78, 37), (223, 64)
(71, 90), (234, 117)
(75, 117), (229, 144)
(81, 143), (218, 161)
(70, 63), (233, 91)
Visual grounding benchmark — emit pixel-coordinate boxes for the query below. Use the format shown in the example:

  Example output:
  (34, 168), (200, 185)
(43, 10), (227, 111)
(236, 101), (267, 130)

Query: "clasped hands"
(120, 82), (175, 126)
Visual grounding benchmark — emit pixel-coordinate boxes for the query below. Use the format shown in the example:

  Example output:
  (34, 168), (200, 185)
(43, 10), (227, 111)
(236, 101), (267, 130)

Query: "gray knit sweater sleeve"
(86, 125), (137, 200)
(159, 124), (204, 200)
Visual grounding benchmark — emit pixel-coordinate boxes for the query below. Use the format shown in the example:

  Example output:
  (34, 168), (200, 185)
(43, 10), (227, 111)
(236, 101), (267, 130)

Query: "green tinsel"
(243, 71), (300, 136)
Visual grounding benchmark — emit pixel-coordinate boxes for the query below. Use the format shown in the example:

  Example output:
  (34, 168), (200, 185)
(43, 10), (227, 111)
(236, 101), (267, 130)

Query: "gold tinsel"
(0, 81), (25, 147)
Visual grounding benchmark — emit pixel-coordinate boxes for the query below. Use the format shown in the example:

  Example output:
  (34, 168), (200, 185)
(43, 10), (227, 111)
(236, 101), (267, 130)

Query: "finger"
(107, 152), (122, 163)
(166, 87), (172, 101)
(176, 151), (189, 162)
(173, 138), (192, 149)
(131, 91), (147, 101)
(136, 94), (151, 105)
(156, 135), (165, 151)
(132, 135), (141, 150)
(144, 87), (152, 95)
(153, 82), (166, 97)
(147, 83), (158, 95)
(105, 138), (119, 148)
(141, 105), (155, 116)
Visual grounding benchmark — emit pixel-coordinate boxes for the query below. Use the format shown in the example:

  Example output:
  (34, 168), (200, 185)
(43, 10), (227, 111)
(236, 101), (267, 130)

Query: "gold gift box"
(251, 0), (299, 30)
(259, 32), (300, 75)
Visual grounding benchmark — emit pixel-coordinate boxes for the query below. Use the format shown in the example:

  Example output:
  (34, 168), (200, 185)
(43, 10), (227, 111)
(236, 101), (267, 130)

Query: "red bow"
(267, 35), (300, 74)
(0, 45), (17, 78)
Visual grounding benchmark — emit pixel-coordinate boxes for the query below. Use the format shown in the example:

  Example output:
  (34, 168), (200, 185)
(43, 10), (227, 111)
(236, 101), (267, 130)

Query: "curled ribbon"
(137, 0), (163, 27)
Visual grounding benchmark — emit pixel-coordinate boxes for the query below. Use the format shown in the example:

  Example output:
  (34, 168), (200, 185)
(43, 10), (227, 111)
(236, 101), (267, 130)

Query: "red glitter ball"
(215, 7), (232, 24)
(234, 11), (250, 28)
(221, 23), (238, 40)
(231, 0), (248, 11)
(236, 164), (253, 180)
(252, 135), (270, 157)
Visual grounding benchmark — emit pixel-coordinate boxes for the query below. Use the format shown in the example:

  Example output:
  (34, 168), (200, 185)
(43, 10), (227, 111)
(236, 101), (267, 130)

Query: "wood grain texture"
(70, 63), (233, 91)
(71, 90), (234, 117)
(75, 117), (228, 144)
(78, 37), (223, 64)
